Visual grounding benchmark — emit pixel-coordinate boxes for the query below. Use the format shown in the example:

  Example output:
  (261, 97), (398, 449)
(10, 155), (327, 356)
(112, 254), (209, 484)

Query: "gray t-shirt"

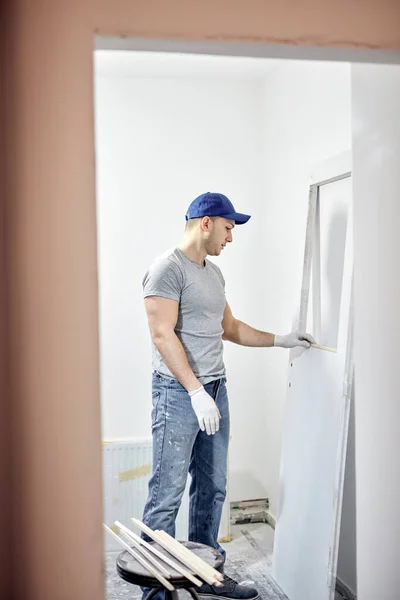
(142, 248), (226, 384)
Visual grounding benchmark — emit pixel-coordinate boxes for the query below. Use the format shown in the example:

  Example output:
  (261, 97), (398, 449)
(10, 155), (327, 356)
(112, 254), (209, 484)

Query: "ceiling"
(94, 50), (281, 79)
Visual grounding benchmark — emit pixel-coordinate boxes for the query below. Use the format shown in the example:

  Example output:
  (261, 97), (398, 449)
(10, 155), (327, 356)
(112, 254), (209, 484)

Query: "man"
(141, 192), (314, 600)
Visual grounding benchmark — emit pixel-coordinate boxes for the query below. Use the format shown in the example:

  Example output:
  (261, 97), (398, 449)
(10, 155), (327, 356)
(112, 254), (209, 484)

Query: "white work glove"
(274, 331), (315, 349)
(189, 386), (221, 435)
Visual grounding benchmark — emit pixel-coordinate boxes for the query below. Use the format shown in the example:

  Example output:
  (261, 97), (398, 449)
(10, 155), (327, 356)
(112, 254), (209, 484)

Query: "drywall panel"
(317, 178), (350, 348)
(273, 171), (353, 600)
(336, 380), (357, 595)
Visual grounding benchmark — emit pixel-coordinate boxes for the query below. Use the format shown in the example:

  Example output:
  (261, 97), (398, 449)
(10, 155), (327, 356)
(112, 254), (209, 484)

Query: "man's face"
(205, 217), (235, 256)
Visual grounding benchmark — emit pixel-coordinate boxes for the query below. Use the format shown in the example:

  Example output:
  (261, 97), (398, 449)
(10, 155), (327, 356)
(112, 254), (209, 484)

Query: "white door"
(273, 153), (354, 600)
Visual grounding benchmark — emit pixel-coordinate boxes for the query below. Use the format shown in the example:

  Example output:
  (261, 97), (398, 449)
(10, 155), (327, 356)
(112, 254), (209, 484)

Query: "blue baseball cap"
(185, 192), (251, 225)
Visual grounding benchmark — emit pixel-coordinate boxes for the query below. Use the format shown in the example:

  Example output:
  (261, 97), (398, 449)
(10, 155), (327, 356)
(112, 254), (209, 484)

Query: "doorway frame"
(91, 39), (393, 599)
(6, 11), (400, 596)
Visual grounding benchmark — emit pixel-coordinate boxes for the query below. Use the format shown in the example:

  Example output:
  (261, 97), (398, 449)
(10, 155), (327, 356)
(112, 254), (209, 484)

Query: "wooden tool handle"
(103, 525), (175, 591)
(115, 521), (202, 587)
(310, 343), (337, 353)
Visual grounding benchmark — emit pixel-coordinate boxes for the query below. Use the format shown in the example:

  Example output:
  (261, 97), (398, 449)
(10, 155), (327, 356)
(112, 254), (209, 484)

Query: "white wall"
(94, 52), (269, 500)
(94, 53), (353, 508)
(352, 63), (400, 600)
(261, 61), (352, 515)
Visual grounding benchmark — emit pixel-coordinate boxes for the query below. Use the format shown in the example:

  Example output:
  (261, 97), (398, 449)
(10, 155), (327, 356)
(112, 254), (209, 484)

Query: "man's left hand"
(274, 331), (315, 349)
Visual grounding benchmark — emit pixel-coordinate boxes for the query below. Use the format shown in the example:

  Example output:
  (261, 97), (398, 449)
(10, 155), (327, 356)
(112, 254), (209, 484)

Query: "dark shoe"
(196, 574), (259, 600)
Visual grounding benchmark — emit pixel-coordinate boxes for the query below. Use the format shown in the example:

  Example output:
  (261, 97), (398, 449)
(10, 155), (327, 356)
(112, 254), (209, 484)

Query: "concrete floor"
(104, 523), (348, 600)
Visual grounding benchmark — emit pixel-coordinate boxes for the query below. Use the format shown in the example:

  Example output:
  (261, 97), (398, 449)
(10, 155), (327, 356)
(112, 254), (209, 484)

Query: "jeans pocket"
(151, 391), (161, 426)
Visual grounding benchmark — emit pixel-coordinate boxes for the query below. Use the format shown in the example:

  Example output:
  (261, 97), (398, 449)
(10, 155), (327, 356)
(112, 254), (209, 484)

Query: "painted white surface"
(261, 62), (352, 515)
(273, 169), (353, 600)
(94, 52), (352, 505)
(310, 154), (357, 597)
(317, 178), (350, 349)
(96, 49), (279, 79)
(352, 63), (400, 600)
(336, 381), (357, 595)
(94, 54), (268, 501)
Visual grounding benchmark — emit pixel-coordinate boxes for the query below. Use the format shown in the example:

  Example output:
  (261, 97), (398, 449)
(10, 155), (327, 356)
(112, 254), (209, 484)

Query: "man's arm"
(222, 301), (275, 347)
(144, 296), (200, 391)
(222, 301), (315, 348)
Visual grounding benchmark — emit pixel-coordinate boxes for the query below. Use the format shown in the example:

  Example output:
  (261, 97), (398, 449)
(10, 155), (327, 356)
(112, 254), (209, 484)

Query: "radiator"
(102, 438), (190, 552)
(102, 438), (230, 552)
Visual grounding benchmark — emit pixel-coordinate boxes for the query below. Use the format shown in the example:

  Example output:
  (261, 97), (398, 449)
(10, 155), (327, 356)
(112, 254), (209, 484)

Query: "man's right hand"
(189, 386), (221, 435)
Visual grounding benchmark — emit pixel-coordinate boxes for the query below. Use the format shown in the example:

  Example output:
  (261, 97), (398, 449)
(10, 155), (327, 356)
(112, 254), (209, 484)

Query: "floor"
(104, 523), (348, 600)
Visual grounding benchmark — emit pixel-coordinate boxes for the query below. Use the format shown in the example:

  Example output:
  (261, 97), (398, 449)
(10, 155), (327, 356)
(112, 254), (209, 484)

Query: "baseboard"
(230, 498), (270, 525)
(264, 510), (276, 529)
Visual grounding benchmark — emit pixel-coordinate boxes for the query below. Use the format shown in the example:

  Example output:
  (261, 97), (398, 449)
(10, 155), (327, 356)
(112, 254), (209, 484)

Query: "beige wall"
(1, 1), (400, 599)
(1, 3), (13, 597)
(93, 0), (400, 48)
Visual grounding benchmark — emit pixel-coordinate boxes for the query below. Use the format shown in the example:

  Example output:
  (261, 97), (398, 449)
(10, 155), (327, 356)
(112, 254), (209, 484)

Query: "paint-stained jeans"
(141, 372), (229, 599)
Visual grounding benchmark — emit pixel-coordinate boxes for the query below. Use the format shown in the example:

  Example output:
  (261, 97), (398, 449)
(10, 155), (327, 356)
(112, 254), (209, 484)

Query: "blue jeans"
(141, 372), (230, 598)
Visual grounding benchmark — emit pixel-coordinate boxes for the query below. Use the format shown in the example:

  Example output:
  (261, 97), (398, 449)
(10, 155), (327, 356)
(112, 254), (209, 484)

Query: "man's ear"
(201, 216), (213, 232)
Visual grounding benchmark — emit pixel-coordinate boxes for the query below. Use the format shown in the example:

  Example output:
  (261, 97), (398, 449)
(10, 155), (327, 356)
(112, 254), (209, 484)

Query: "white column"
(352, 63), (400, 600)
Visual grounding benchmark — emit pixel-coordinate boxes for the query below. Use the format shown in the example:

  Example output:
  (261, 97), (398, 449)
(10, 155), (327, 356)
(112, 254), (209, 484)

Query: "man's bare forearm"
(223, 318), (275, 347)
(152, 331), (201, 391)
